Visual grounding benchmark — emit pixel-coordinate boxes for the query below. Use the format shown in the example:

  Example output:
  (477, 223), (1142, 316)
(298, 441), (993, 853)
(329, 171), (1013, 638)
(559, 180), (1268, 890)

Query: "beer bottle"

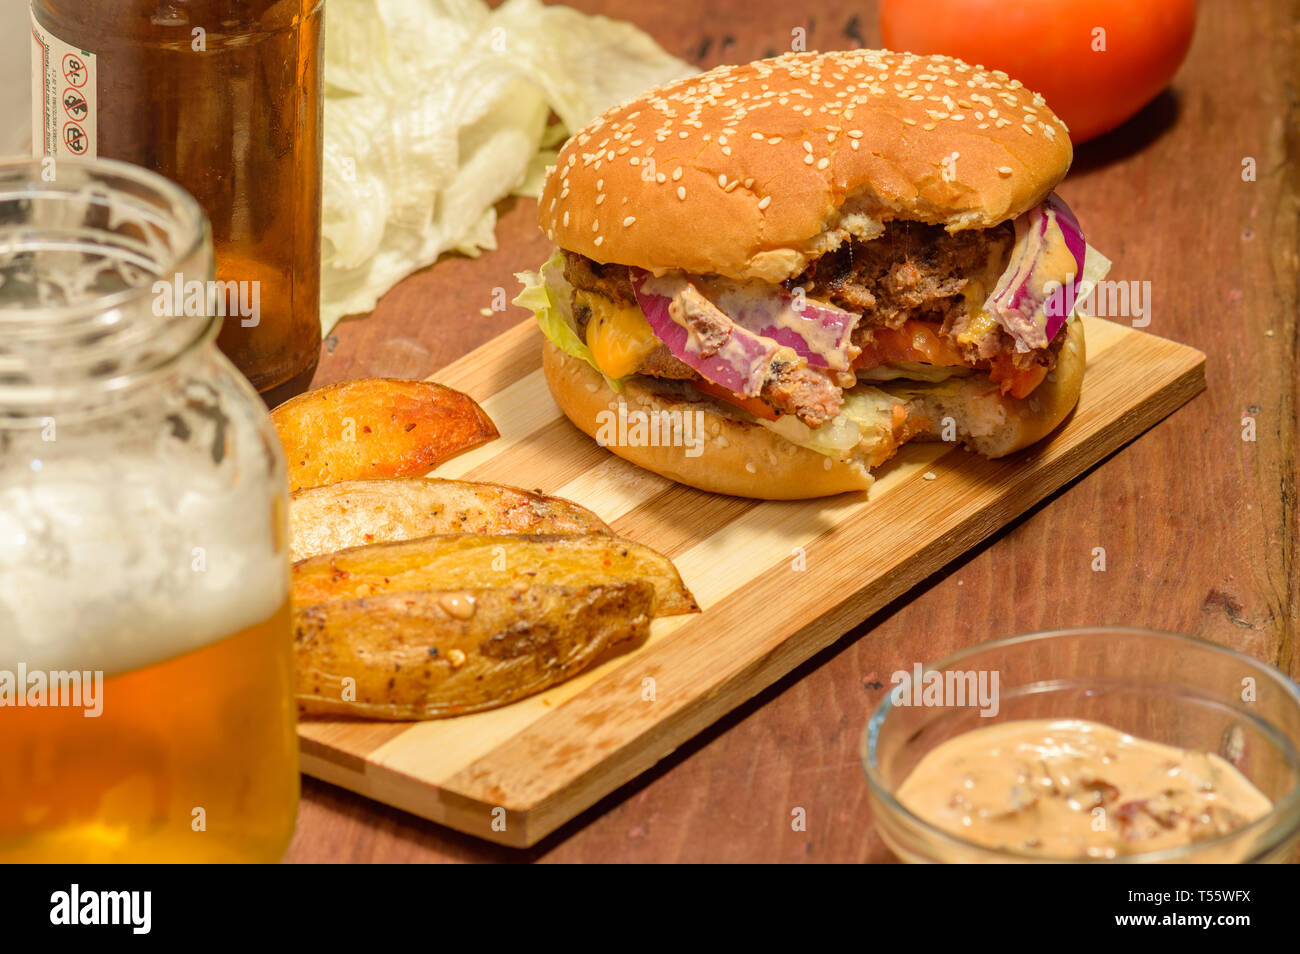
(31, 1), (325, 403)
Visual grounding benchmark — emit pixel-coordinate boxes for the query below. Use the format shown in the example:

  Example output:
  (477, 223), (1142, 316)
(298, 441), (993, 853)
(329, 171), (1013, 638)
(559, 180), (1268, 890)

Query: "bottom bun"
(540, 318), (1085, 499)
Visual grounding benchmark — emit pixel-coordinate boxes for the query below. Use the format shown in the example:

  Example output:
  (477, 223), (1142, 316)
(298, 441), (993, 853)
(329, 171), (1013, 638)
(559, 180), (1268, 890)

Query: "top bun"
(540, 49), (1072, 283)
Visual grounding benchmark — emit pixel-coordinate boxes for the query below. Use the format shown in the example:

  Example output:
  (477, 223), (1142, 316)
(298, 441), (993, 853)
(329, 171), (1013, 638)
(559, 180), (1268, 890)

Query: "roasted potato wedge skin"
(272, 378), (498, 492)
(295, 582), (654, 719)
(289, 477), (611, 563)
(291, 532), (699, 616)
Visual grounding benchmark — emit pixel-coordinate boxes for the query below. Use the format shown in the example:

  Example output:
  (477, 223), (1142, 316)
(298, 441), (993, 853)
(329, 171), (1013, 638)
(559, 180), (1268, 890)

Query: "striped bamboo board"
(297, 316), (1206, 847)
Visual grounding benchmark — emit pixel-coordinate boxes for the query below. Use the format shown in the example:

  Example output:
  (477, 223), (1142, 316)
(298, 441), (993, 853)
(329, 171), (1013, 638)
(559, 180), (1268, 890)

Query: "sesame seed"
(717, 173), (727, 187)
(816, 157), (829, 169)
(672, 167), (683, 180)
(997, 166), (1013, 176)
(591, 220), (599, 232)
(562, 211), (569, 226)
(623, 216), (636, 226)
(803, 153), (814, 164)
(677, 186), (686, 200)
(594, 236), (604, 247)
(847, 129), (863, 138)
(595, 194), (605, 205)
(757, 195), (771, 209)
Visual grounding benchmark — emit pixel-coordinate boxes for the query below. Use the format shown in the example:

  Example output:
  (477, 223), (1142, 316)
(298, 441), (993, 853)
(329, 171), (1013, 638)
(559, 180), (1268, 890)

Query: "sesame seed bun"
(541, 317), (1085, 500)
(540, 49), (1072, 283)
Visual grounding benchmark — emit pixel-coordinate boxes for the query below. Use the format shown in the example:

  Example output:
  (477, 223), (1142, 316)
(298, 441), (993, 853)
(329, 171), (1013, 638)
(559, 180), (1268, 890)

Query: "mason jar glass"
(0, 157), (299, 862)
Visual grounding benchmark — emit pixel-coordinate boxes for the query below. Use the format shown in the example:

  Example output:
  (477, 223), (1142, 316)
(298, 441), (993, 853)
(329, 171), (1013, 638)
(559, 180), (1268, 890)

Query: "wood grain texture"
(295, 316), (1204, 847)
(284, 0), (1298, 862)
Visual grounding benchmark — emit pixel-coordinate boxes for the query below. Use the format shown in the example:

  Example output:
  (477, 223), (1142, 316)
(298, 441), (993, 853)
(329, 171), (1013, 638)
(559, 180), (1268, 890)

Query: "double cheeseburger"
(517, 49), (1109, 498)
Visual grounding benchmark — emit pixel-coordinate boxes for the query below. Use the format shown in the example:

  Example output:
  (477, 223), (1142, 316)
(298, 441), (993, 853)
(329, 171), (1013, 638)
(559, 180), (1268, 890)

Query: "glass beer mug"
(0, 158), (299, 862)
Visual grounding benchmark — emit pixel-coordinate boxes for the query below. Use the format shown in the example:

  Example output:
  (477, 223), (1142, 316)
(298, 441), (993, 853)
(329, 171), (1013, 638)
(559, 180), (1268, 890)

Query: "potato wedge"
(291, 532), (699, 616)
(272, 378), (498, 492)
(294, 582), (654, 719)
(289, 477), (611, 563)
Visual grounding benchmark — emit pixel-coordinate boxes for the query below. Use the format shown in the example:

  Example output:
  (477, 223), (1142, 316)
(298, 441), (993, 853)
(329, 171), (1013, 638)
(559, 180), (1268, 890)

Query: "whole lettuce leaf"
(322, 0), (695, 333)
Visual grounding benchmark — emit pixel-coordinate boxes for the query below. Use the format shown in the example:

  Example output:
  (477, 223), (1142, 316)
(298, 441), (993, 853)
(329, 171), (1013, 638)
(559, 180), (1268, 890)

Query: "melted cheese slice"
(578, 290), (661, 379)
(956, 281), (998, 345)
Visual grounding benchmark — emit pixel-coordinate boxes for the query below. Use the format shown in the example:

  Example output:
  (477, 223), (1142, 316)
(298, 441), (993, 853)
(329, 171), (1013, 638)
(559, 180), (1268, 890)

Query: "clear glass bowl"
(862, 627), (1300, 863)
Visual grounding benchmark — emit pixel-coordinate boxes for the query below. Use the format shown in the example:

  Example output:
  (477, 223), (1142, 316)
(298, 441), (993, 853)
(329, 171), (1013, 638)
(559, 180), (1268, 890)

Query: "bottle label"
(30, 10), (97, 159)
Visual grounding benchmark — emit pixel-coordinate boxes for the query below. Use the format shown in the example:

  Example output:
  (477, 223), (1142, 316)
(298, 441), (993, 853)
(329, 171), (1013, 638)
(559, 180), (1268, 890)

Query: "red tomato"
(880, 0), (1196, 143)
(692, 378), (781, 420)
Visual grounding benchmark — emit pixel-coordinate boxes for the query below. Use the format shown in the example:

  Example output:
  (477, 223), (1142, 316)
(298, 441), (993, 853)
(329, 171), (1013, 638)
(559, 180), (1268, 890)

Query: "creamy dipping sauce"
(895, 719), (1273, 859)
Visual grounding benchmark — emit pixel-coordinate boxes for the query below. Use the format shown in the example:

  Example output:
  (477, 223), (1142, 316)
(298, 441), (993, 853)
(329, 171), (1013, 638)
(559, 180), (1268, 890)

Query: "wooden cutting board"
(297, 315), (1205, 847)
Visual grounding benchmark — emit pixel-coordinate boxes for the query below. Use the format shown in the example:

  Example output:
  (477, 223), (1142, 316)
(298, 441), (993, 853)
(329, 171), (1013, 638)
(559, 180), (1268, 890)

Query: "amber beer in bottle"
(30, 0), (325, 402)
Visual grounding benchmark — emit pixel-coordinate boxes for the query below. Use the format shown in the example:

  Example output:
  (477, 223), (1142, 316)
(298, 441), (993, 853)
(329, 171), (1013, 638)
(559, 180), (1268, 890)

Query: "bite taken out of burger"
(515, 49), (1111, 499)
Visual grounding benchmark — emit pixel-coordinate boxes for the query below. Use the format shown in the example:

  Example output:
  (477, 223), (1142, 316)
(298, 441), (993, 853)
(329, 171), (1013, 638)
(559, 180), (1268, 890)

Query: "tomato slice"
(988, 356), (1049, 399)
(858, 320), (1050, 399)
(692, 378), (781, 421)
(853, 320), (971, 370)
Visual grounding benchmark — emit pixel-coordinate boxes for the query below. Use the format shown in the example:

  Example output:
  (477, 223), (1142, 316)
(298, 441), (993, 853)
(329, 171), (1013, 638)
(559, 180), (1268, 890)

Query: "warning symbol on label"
(62, 53), (88, 89)
(62, 122), (88, 156)
(62, 88), (88, 121)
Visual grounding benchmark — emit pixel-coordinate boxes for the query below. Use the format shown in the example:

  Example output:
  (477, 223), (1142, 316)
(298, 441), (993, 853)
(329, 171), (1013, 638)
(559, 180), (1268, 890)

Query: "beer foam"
(0, 456), (287, 676)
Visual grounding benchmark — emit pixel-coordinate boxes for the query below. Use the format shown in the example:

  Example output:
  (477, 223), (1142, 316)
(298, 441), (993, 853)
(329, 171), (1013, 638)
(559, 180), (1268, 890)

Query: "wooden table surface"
(283, 0), (1299, 863)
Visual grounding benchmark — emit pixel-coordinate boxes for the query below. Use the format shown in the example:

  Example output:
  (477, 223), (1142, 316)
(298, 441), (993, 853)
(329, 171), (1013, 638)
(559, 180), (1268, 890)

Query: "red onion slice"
(984, 193), (1089, 351)
(700, 280), (859, 371)
(631, 271), (780, 397)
